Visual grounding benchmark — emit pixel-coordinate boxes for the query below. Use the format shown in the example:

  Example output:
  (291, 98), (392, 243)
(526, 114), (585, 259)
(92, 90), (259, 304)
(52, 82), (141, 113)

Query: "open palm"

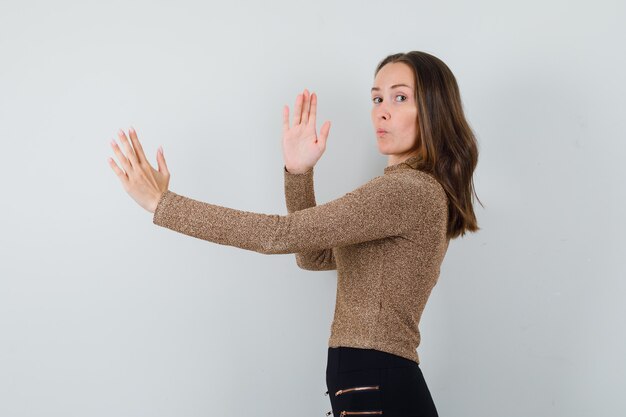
(108, 128), (170, 213)
(282, 89), (331, 173)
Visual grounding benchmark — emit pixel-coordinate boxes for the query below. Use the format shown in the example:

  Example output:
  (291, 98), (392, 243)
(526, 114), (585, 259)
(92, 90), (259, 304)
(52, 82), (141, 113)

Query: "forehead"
(373, 62), (415, 87)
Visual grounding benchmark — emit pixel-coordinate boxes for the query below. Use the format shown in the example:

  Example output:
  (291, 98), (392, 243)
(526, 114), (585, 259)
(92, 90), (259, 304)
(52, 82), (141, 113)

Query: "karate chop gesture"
(282, 89), (331, 174)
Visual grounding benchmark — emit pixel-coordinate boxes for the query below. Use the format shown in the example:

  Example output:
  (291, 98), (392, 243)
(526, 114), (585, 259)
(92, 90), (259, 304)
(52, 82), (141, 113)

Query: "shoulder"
(385, 169), (444, 193)
(385, 170), (448, 209)
(349, 170), (446, 205)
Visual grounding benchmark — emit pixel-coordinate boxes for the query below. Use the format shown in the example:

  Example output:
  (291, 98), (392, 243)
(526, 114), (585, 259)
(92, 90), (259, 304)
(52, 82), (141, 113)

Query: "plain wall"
(0, 0), (624, 416)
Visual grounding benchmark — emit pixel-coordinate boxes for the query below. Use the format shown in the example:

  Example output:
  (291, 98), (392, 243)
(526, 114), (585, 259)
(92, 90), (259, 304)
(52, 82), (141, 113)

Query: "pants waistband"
(326, 346), (418, 375)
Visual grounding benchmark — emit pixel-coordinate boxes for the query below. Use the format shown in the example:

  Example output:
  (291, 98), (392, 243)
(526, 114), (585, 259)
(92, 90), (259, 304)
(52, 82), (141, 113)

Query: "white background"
(0, 0), (624, 416)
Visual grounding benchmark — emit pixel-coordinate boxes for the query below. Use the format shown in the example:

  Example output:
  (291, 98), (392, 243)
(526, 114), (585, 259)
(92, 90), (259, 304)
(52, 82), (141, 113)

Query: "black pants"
(325, 347), (439, 417)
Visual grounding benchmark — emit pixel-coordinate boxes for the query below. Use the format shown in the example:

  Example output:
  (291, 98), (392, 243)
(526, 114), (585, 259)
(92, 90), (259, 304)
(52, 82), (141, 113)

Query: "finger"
(128, 126), (148, 165)
(117, 129), (139, 168)
(107, 156), (129, 185)
(310, 92), (318, 126)
(319, 121), (331, 145)
(301, 89), (310, 124)
(293, 93), (303, 125)
(282, 105), (289, 135)
(110, 138), (133, 174)
(157, 147), (169, 175)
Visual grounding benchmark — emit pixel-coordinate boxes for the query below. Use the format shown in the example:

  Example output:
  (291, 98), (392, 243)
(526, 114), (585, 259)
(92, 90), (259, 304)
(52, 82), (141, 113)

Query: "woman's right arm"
(282, 89), (335, 270)
(284, 165), (336, 271)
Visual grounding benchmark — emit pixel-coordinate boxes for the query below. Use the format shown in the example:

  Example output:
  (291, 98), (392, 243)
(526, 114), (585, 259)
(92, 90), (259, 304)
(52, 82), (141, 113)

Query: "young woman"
(108, 50), (480, 417)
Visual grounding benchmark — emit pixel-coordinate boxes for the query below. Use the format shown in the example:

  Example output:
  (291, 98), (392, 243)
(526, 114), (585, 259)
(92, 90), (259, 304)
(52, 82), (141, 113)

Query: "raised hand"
(108, 127), (170, 213)
(282, 89), (331, 174)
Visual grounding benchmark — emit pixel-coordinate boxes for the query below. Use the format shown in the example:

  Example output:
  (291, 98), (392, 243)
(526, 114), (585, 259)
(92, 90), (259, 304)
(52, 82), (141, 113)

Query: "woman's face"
(371, 62), (420, 158)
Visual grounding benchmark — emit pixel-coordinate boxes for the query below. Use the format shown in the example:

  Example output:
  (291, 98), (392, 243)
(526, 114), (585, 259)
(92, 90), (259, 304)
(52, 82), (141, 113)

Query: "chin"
(376, 143), (391, 155)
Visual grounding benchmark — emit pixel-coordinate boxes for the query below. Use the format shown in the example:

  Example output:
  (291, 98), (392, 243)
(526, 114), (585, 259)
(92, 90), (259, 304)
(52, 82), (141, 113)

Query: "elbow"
(295, 254), (336, 271)
(296, 257), (318, 271)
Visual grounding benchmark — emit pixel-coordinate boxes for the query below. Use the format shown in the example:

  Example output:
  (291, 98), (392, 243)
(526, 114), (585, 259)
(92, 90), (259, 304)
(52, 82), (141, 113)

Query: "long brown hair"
(375, 51), (482, 239)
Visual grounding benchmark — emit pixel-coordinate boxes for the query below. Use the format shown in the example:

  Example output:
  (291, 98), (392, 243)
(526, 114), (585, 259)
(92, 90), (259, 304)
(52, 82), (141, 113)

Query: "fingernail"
(159, 146), (163, 154)
(118, 129), (124, 136)
(129, 126), (135, 132)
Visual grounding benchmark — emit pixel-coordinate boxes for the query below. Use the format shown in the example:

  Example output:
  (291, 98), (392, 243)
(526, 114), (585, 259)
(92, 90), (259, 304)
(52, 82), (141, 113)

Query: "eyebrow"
(371, 83), (414, 92)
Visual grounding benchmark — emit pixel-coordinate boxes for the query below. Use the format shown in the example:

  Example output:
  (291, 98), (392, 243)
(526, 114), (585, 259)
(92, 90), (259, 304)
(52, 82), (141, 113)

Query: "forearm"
(283, 165), (337, 270)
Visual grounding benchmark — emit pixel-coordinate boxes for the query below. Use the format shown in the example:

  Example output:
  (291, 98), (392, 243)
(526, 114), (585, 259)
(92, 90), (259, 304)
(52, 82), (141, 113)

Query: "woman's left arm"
(109, 127), (433, 255)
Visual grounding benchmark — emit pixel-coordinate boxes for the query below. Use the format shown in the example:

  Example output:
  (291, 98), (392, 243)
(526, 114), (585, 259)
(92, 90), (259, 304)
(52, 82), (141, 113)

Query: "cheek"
(400, 109), (418, 132)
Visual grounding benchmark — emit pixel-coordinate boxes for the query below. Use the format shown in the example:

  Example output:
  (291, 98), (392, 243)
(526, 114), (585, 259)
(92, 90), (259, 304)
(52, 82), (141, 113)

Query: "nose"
(374, 104), (390, 121)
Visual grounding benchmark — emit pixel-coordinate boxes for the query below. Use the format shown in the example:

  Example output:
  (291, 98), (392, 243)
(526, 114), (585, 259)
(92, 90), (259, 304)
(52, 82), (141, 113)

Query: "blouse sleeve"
(152, 173), (424, 255)
(283, 165), (337, 271)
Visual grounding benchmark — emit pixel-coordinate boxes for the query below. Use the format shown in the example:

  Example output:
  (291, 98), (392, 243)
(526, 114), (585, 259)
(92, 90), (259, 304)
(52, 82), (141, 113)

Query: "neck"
(387, 152), (420, 167)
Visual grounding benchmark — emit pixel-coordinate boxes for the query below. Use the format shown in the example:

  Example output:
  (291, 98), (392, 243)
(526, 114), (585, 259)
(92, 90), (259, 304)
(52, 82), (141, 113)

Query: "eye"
(372, 96), (382, 104)
(395, 94), (408, 102)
